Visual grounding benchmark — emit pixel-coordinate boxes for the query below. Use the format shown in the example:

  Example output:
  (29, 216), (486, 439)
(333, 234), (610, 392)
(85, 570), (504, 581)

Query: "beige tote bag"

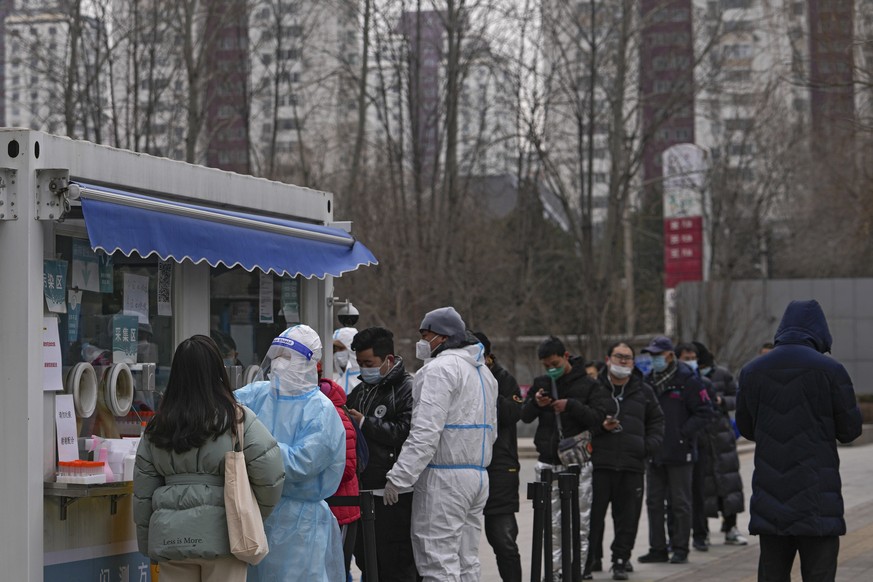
(225, 409), (270, 565)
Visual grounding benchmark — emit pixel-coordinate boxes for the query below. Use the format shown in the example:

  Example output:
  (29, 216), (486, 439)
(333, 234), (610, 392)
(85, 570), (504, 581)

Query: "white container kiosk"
(0, 129), (376, 581)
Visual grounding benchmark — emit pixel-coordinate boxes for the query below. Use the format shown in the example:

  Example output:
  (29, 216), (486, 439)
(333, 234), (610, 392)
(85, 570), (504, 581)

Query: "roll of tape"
(104, 363), (134, 417)
(66, 362), (98, 418)
(243, 364), (261, 386)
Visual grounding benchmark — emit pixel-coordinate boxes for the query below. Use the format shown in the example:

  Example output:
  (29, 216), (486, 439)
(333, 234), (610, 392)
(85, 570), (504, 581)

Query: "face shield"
(255, 325), (323, 395)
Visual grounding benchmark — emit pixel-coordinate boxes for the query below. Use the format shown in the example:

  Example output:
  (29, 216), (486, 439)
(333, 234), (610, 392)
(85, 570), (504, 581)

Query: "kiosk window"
(53, 235), (175, 435)
(210, 267), (302, 368)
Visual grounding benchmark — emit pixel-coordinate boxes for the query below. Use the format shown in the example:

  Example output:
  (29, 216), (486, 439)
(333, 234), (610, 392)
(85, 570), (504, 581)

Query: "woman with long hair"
(134, 334), (285, 582)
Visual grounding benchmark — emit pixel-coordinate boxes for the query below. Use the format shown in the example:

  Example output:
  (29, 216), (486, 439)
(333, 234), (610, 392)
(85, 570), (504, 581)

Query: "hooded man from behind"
(235, 324), (346, 582)
(737, 299), (862, 582)
(384, 307), (498, 582)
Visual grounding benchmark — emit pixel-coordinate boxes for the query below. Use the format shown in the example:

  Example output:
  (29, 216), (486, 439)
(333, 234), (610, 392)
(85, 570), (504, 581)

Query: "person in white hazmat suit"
(333, 326), (361, 394)
(384, 307), (498, 582)
(235, 324), (346, 582)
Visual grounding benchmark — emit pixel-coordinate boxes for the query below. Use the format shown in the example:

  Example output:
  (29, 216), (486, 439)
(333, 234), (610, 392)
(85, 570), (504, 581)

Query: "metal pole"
(359, 490), (379, 582)
(568, 465), (582, 582)
(559, 472), (574, 579)
(527, 481), (546, 582)
(542, 467), (553, 582)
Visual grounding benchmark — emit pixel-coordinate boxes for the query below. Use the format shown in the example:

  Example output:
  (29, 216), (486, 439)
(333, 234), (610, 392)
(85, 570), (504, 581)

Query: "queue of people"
(132, 298), (860, 582)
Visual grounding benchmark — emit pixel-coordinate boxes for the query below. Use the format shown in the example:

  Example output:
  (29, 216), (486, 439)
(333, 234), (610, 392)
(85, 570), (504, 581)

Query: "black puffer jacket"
(737, 299), (862, 536)
(645, 360), (713, 465)
(700, 366), (744, 517)
(591, 369), (665, 473)
(485, 362), (523, 515)
(347, 356), (414, 490)
(521, 357), (612, 465)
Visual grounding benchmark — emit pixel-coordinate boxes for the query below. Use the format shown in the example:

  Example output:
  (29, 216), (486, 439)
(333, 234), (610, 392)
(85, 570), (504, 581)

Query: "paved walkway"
(479, 440), (873, 581)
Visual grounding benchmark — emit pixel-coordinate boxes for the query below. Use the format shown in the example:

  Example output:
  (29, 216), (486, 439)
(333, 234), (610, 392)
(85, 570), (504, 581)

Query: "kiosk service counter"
(0, 130), (376, 581)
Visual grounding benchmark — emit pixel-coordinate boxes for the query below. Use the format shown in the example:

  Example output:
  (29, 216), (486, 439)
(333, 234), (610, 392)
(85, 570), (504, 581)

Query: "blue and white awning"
(74, 182), (377, 279)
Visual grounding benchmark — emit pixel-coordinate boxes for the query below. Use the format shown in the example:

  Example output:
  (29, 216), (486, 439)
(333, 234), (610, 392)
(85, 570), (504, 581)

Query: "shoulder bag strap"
(551, 377), (565, 440)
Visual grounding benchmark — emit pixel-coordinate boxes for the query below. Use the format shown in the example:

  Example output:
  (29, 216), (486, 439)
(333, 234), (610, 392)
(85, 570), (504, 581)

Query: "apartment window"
(724, 20), (752, 33)
(653, 80), (673, 93)
(724, 70), (751, 82)
(286, 25), (303, 38)
(722, 0), (753, 8)
(278, 118), (299, 130)
(723, 44), (753, 59)
(675, 127), (692, 141)
(218, 105), (236, 119)
(728, 143), (754, 156)
(725, 118), (753, 131)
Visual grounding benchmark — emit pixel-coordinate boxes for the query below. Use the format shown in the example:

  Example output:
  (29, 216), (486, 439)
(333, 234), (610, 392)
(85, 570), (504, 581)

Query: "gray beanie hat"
(419, 306), (466, 343)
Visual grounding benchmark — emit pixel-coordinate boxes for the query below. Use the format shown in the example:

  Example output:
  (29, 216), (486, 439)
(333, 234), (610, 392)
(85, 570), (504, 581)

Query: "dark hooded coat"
(737, 299), (863, 536)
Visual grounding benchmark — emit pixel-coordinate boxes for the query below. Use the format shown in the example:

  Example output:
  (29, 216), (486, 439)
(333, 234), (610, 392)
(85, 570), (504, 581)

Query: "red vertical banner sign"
(664, 216), (703, 289)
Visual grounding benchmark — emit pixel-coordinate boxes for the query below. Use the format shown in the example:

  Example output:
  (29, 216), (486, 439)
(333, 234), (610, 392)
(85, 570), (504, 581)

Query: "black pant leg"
(645, 463), (669, 553)
(691, 451), (709, 542)
(666, 464), (694, 554)
(758, 534), (797, 582)
(343, 520), (358, 575)
(354, 492), (418, 582)
(610, 471), (644, 563)
(484, 513), (523, 582)
(587, 469), (612, 570)
(797, 536), (839, 582)
(722, 509), (737, 532)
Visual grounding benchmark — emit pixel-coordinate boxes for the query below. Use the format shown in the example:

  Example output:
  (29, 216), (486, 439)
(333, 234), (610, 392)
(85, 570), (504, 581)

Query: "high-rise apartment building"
(640, 0), (696, 187)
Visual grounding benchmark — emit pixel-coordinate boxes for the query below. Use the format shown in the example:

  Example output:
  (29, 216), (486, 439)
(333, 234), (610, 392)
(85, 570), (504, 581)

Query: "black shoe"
(670, 551), (689, 564)
(693, 539), (709, 552)
(625, 560), (634, 573)
(638, 551), (669, 563)
(582, 573), (593, 581)
(612, 559), (629, 581)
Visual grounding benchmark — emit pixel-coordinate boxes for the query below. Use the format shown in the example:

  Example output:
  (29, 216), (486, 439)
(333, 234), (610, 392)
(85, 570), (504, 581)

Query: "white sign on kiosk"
(43, 316), (63, 392)
(55, 394), (79, 462)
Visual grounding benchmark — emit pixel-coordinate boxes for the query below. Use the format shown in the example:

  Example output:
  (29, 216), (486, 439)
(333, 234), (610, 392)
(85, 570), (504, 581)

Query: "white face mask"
(609, 363), (633, 379)
(334, 350), (349, 371)
(416, 337), (438, 360)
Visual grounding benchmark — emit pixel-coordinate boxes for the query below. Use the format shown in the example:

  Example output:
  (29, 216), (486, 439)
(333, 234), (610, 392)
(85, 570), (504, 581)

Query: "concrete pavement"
(479, 440), (873, 581)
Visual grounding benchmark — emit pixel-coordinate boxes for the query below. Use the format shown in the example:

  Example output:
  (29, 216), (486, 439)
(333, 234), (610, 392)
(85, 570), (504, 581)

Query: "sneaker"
(725, 527), (749, 545)
(669, 551), (689, 564)
(693, 539), (709, 552)
(612, 559), (629, 581)
(625, 561), (634, 573)
(638, 551), (669, 563)
(582, 573), (593, 581)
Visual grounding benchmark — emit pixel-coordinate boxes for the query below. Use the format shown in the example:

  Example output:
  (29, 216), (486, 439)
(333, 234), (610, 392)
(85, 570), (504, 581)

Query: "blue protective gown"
(236, 380), (346, 582)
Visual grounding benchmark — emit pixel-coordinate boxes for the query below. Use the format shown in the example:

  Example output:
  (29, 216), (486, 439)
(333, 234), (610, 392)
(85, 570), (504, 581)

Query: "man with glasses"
(586, 342), (665, 580)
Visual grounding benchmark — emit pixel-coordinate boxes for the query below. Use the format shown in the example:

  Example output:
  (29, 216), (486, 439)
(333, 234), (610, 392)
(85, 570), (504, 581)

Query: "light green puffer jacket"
(133, 405), (285, 561)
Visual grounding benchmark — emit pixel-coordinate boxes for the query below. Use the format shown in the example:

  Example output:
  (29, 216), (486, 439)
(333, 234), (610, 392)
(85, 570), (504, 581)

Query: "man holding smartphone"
(586, 342), (665, 580)
(521, 336), (612, 581)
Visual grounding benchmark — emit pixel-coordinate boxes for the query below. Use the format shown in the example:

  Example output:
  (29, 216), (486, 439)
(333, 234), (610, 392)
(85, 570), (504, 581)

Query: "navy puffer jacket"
(737, 299), (862, 536)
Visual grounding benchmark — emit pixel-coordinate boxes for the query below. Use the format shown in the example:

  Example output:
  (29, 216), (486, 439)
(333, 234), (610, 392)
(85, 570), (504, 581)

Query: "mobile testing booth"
(0, 129), (377, 581)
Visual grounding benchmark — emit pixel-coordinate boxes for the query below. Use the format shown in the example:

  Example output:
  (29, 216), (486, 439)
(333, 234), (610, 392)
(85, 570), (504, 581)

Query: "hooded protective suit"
(235, 325), (346, 582)
(386, 340), (498, 582)
(333, 326), (361, 394)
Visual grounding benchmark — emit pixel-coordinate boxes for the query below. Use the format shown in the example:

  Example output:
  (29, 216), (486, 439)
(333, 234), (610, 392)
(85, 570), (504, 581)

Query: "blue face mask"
(360, 358), (391, 385)
(684, 359), (698, 372)
(651, 355), (668, 373)
(700, 366), (712, 377)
